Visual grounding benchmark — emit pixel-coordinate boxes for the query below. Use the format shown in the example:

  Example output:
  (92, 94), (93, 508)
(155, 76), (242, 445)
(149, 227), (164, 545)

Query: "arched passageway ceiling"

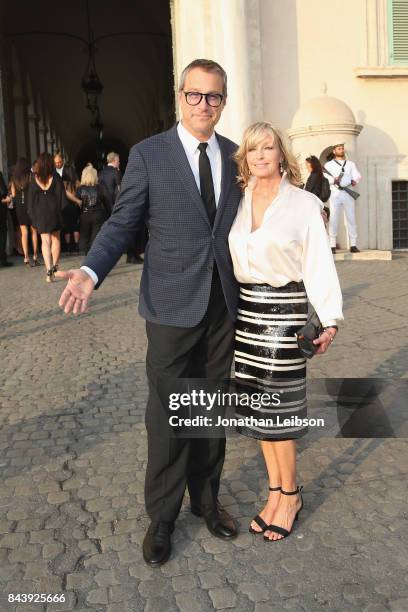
(1, 0), (174, 155)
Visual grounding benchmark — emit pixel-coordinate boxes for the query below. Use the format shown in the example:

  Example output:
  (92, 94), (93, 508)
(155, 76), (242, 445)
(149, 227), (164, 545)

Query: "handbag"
(320, 177), (331, 203)
(296, 309), (323, 359)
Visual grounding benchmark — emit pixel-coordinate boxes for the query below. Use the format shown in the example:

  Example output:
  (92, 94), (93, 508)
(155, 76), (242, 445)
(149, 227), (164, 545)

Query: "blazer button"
(207, 264), (213, 271)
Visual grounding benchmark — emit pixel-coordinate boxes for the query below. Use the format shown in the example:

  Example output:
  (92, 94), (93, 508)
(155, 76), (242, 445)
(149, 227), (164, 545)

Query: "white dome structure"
(291, 95), (357, 130)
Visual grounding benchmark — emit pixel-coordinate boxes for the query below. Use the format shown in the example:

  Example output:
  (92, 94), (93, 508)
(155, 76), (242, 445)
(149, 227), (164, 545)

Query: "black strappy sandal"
(264, 485), (303, 541)
(249, 486), (281, 534)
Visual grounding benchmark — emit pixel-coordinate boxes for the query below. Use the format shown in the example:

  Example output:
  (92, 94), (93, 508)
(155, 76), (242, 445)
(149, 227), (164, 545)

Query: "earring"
(279, 161), (284, 174)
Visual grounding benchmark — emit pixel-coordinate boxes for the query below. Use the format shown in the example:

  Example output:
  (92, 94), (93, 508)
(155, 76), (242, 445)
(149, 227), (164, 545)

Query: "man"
(98, 152), (121, 213)
(57, 59), (242, 566)
(54, 151), (78, 183)
(324, 143), (362, 254)
(99, 151), (147, 264)
(98, 152), (144, 264)
(0, 170), (13, 267)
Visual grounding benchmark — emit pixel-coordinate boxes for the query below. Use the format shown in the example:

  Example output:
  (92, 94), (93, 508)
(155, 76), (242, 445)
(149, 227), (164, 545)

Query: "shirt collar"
(177, 121), (218, 156)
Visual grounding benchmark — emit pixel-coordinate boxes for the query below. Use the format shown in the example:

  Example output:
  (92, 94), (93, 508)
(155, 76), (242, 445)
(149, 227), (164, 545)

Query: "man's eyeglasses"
(183, 91), (224, 108)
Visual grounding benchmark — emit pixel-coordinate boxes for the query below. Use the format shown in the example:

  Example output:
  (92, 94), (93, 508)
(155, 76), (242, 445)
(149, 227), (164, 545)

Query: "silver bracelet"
(321, 328), (336, 343)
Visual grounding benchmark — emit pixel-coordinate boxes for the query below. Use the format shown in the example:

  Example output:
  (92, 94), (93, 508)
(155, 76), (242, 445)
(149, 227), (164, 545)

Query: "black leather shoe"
(142, 521), (174, 567)
(331, 247), (336, 255)
(350, 246), (360, 253)
(191, 503), (238, 539)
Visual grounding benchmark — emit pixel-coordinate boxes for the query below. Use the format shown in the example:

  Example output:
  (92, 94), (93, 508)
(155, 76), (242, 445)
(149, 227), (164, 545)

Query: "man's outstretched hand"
(56, 269), (95, 315)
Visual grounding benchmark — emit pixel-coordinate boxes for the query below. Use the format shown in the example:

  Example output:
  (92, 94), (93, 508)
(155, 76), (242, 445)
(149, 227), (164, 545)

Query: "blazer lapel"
(213, 134), (233, 231)
(165, 125), (211, 227)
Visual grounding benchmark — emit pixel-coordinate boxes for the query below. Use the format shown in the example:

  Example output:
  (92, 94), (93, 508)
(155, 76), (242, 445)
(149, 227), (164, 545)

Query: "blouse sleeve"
(301, 201), (344, 327)
(350, 161), (362, 184)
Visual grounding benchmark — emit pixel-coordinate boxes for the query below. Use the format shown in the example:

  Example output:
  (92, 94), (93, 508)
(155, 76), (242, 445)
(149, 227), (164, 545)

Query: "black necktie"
(198, 142), (216, 225)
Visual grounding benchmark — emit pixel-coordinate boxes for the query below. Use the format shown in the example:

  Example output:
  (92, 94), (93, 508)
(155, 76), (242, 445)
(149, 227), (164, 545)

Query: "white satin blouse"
(228, 174), (344, 327)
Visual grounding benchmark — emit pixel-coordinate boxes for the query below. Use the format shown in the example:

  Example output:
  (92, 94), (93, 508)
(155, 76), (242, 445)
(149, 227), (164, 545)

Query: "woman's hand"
(313, 327), (337, 354)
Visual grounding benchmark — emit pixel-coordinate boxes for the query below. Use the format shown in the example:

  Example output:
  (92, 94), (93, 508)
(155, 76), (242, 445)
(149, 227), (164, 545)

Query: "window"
(355, 0), (408, 77)
(392, 181), (408, 248)
(388, 0), (408, 64)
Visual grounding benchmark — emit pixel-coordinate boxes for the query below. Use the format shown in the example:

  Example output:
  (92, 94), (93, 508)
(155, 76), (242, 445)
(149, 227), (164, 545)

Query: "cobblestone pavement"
(0, 253), (407, 612)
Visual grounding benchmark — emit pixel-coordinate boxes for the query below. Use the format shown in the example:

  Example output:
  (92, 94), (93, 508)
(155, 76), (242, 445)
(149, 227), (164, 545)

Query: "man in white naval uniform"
(324, 143), (362, 254)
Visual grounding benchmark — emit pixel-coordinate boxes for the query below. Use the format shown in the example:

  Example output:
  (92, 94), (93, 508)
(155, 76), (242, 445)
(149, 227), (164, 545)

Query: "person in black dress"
(61, 165), (81, 254)
(28, 153), (65, 282)
(75, 164), (109, 255)
(304, 155), (331, 223)
(0, 170), (13, 267)
(10, 158), (39, 266)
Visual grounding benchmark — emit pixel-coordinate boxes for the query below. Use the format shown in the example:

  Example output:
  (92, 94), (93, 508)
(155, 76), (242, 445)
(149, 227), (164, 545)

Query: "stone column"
(47, 124), (55, 154)
(0, 66), (7, 173)
(38, 120), (47, 154)
(26, 75), (40, 163)
(170, 0), (263, 143)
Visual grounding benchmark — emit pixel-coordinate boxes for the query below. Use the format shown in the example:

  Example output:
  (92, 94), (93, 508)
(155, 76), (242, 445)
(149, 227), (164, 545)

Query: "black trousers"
(79, 210), (107, 254)
(144, 267), (235, 523)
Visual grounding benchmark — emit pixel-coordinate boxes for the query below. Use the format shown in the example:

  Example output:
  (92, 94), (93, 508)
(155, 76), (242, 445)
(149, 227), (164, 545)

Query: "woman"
(75, 164), (109, 255)
(28, 152), (64, 282)
(62, 165), (80, 254)
(10, 158), (39, 266)
(304, 155), (331, 222)
(229, 123), (343, 541)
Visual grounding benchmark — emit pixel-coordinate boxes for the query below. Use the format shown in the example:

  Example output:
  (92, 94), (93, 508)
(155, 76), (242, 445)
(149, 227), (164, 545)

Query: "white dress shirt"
(56, 166), (64, 177)
(228, 174), (344, 327)
(81, 121), (222, 285)
(324, 158), (361, 189)
(176, 120), (222, 205)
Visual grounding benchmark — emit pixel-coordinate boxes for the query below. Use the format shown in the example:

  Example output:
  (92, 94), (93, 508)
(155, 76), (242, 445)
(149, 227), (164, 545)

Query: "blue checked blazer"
(83, 124), (242, 327)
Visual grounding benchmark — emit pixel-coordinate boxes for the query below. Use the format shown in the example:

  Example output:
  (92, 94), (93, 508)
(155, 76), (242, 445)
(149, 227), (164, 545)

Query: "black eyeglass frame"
(183, 91), (224, 107)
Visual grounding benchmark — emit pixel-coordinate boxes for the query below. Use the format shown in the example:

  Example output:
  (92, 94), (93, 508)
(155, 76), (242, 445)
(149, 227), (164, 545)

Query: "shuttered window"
(389, 0), (408, 63)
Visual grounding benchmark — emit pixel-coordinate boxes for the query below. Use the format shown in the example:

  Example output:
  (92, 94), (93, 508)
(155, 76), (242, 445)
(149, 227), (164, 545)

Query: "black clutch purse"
(296, 309), (323, 359)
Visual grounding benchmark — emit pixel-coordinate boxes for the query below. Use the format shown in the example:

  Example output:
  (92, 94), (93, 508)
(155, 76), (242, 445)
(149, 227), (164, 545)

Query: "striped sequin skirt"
(234, 281), (309, 440)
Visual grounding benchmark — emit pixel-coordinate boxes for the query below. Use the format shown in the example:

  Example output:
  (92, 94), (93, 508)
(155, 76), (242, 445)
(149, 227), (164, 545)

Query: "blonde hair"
(106, 151), (119, 164)
(234, 122), (302, 190)
(80, 163), (98, 186)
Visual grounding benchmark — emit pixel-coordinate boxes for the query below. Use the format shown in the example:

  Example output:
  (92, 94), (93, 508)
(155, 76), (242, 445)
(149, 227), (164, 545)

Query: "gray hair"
(178, 59), (227, 96)
(106, 151), (119, 164)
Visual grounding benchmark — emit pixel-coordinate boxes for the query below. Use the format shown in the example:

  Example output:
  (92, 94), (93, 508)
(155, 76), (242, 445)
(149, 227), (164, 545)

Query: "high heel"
(24, 259), (30, 266)
(264, 485), (303, 541)
(46, 269), (54, 283)
(52, 264), (58, 274)
(32, 257), (41, 267)
(249, 486), (281, 534)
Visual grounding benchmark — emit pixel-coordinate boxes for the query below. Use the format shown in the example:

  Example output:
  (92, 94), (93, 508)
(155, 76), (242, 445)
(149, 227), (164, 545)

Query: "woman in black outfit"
(10, 158), (39, 266)
(28, 153), (64, 282)
(75, 164), (109, 254)
(304, 155), (331, 222)
(62, 165), (81, 254)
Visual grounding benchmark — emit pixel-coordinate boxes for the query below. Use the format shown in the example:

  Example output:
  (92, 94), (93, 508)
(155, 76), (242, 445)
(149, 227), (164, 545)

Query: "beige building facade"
(172, 0), (408, 251)
(1, 1), (407, 252)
